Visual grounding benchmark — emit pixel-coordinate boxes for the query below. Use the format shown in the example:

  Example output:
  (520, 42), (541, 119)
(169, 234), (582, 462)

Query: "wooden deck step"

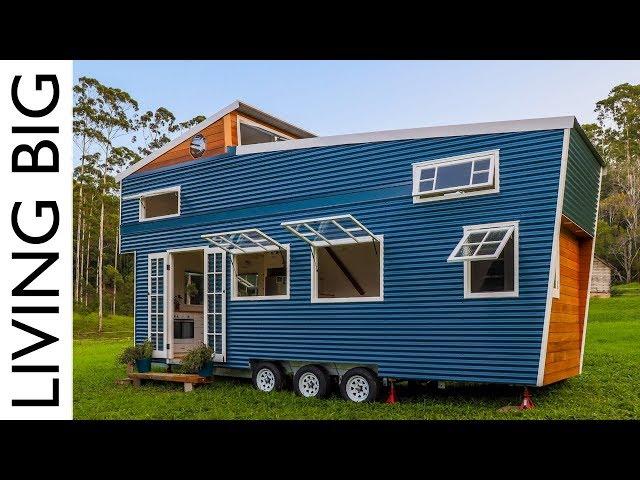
(128, 372), (213, 392)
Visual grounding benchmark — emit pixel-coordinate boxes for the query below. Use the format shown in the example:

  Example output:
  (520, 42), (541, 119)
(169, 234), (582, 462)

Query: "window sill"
(139, 213), (180, 222)
(312, 296), (384, 303)
(231, 295), (290, 301)
(413, 187), (499, 204)
(464, 290), (518, 299)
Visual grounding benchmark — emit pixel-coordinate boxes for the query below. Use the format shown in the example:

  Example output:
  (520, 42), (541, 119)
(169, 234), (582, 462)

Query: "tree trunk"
(74, 137), (87, 302)
(112, 229), (118, 315)
(79, 215), (85, 303)
(97, 147), (109, 334)
(84, 218), (92, 306)
(97, 193), (105, 333)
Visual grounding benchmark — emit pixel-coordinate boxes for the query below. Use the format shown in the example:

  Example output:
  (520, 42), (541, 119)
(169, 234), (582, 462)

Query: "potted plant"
(118, 340), (153, 373)
(180, 343), (215, 377)
(185, 282), (199, 303)
(173, 294), (183, 311)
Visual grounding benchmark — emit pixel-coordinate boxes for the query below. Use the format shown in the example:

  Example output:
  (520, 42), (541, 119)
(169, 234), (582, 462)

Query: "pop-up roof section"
(115, 99), (316, 182)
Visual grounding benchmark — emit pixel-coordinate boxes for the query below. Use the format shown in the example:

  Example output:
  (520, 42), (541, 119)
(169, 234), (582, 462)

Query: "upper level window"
(412, 150), (499, 203)
(448, 221), (519, 298)
(237, 116), (291, 145)
(139, 187), (180, 221)
(189, 134), (206, 158)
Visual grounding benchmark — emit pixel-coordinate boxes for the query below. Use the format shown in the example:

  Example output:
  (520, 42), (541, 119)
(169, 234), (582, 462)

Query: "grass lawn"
(74, 284), (640, 419)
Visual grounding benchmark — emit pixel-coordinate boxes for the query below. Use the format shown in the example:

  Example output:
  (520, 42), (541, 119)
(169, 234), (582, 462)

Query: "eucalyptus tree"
(73, 77), (106, 302)
(135, 106), (205, 158)
(94, 84), (139, 332)
(585, 82), (640, 283)
(74, 153), (100, 304)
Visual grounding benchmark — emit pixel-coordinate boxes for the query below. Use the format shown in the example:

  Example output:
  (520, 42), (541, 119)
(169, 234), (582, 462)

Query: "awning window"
(447, 225), (515, 262)
(201, 229), (285, 254)
(281, 214), (377, 247)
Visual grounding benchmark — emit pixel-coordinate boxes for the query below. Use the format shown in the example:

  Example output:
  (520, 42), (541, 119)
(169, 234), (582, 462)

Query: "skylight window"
(412, 150), (499, 202)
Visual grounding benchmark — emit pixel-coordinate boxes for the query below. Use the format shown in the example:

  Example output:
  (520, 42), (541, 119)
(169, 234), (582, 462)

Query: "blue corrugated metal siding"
(122, 129), (564, 385)
(563, 129), (601, 236)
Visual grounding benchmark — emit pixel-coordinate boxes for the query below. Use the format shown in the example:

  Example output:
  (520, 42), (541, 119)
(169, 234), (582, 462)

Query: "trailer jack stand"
(385, 380), (397, 404)
(519, 387), (535, 410)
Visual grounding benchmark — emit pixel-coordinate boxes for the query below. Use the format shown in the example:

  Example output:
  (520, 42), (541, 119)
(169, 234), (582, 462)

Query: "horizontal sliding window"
(412, 150), (499, 202)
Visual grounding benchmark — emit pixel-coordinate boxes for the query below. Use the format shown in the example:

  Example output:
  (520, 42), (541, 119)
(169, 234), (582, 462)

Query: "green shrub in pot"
(179, 343), (215, 377)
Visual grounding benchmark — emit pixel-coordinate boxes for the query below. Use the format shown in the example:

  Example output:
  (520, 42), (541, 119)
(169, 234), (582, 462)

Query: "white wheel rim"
(256, 368), (275, 392)
(346, 375), (370, 402)
(298, 372), (321, 397)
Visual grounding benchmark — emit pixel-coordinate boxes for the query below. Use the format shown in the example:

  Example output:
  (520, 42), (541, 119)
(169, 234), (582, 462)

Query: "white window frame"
(230, 244), (291, 301)
(237, 115), (293, 145)
(412, 150), (500, 204)
(122, 186), (181, 222)
(310, 234), (384, 303)
(281, 214), (378, 248)
(461, 221), (519, 299)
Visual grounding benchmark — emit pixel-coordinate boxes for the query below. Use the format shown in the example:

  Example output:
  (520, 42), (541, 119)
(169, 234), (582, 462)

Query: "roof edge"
(571, 118), (606, 167)
(235, 116), (577, 156)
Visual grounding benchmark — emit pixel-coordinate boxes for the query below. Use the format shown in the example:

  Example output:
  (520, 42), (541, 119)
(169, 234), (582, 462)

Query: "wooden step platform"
(128, 372), (213, 392)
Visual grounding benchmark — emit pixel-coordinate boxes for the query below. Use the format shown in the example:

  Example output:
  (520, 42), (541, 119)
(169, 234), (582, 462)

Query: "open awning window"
(447, 225), (515, 262)
(281, 214), (377, 247)
(201, 229), (285, 254)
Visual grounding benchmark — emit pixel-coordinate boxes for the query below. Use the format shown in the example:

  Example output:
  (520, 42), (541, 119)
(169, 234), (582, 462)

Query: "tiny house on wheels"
(117, 100), (603, 402)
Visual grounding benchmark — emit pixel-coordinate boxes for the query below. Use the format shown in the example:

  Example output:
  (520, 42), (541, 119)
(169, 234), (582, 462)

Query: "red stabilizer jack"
(519, 387), (535, 410)
(386, 380), (397, 404)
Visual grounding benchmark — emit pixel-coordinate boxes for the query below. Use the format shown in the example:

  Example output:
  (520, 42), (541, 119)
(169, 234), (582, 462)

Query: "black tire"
(339, 367), (380, 403)
(252, 361), (285, 393)
(293, 365), (331, 399)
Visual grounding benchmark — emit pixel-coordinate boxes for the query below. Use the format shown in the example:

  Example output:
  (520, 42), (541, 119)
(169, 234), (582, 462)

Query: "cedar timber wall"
(543, 220), (592, 385)
(138, 111), (299, 173)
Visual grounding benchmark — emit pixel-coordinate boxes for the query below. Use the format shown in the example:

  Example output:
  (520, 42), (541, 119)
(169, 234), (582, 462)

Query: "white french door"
(148, 252), (168, 358)
(204, 247), (226, 362)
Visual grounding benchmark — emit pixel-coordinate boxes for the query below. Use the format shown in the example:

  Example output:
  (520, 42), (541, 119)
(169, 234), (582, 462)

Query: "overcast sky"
(73, 60), (640, 159)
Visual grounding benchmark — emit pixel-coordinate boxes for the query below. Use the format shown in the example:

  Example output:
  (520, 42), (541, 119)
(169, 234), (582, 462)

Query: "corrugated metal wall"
(121, 129), (565, 385)
(563, 129), (601, 236)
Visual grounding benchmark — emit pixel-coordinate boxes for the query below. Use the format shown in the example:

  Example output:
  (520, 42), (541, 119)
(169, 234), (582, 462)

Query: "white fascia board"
(236, 116), (577, 155)
(115, 101), (240, 182)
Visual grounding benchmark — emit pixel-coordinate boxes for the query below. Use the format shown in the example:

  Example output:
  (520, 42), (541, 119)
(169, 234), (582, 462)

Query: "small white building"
(590, 257), (612, 297)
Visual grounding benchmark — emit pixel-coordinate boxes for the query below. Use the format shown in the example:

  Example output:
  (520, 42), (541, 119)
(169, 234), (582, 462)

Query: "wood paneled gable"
(134, 103), (313, 175)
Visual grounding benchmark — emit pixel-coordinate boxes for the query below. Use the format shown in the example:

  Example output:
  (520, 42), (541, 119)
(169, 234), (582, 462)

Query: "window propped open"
(282, 214), (383, 302)
(281, 214), (377, 247)
(201, 229), (289, 300)
(449, 221), (519, 298)
(447, 225), (515, 262)
(201, 229), (285, 254)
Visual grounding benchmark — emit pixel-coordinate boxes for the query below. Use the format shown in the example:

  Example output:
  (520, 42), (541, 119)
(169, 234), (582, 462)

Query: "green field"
(73, 285), (640, 419)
